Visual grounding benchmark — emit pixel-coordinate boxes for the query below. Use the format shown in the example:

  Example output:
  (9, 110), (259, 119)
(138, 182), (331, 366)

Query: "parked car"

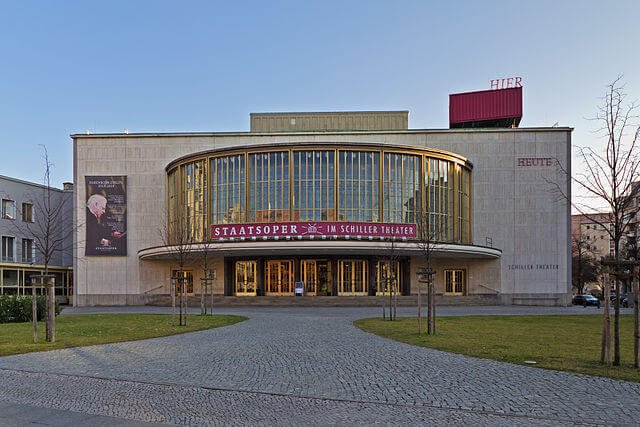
(572, 294), (601, 307)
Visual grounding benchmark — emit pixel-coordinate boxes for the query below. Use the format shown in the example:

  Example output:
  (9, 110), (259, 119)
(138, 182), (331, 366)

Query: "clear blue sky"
(1, 0), (638, 187)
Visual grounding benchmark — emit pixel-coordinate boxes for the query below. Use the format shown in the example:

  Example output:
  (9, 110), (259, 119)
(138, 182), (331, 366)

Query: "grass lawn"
(0, 314), (246, 357)
(355, 315), (640, 383)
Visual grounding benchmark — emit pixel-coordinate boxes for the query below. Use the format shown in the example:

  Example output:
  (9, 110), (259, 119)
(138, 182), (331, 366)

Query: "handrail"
(143, 284), (164, 294)
(478, 283), (500, 294)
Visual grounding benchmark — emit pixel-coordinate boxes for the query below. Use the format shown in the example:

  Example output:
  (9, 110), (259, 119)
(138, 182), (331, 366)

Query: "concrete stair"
(145, 294), (501, 307)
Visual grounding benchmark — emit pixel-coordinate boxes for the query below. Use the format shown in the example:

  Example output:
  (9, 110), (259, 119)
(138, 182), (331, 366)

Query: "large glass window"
(180, 161), (206, 242)
(2, 236), (14, 262)
(168, 146), (472, 245)
(338, 151), (379, 222)
(167, 169), (179, 241)
(21, 239), (34, 263)
(383, 153), (421, 224)
(426, 159), (454, 242)
(293, 151), (335, 221)
(458, 167), (471, 243)
(212, 154), (246, 224)
(21, 203), (33, 222)
(249, 152), (290, 222)
(2, 199), (15, 220)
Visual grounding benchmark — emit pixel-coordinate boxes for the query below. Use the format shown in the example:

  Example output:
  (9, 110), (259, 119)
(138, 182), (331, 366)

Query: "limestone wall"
(73, 128), (570, 305)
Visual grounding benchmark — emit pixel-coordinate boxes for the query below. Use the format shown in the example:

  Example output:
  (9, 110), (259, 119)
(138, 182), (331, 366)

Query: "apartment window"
(2, 236), (15, 262)
(22, 239), (34, 263)
(22, 203), (33, 222)
(2, 199), (15, 220)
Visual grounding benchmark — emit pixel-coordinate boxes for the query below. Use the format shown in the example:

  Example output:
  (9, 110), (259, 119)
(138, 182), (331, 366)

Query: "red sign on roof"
(449, 86), (522, 128)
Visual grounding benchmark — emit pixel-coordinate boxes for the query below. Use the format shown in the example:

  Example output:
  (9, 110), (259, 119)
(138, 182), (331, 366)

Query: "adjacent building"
(571, 213), (613, 258)
(0, 175), (73, 300)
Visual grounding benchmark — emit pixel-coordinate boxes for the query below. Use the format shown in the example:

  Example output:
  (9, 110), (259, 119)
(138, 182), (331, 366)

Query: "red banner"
(212, 221), (416, 240)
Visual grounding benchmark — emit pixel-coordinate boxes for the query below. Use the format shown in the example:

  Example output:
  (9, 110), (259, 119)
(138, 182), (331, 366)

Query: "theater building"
(72, 91), (572, 306)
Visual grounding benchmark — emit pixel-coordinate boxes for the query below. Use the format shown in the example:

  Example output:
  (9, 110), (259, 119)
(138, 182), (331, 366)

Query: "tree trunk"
(417, 281), (422, 335)
(634, 266), (639, 368)
(577, 251), (583, 294)
(210, 283), (214, 316)
(426, 281), (432, 335)
(430, 282), (436, 335)
(614, 277), (621, 365)
(393, 280), (398, 320)
(389, 279), (392, 320)
(31, 278), (38, 343)
(181, 278), (187, 326)
(601, 276), (612, 366)
(200, 282), (205, 315)
(45, 277), (55, 343)
(171, 278), (176, 325)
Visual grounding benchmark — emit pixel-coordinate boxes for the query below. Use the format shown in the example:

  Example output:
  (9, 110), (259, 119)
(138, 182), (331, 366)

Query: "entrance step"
(144, 294), (501, 307)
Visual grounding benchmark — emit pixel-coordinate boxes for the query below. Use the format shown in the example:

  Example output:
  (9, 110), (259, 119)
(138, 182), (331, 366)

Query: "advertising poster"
(85, 176), (127, 256)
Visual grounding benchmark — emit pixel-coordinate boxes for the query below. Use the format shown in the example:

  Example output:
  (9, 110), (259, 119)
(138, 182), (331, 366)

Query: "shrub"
(0, 295), (61, 323)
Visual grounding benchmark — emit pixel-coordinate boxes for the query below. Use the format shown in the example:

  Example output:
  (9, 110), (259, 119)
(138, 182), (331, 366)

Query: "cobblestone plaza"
(1, 306), (639, 425)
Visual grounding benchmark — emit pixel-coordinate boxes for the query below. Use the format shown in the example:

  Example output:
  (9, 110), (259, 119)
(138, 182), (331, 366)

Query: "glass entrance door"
(235, 261), (257, 296)
(266, 260), (294, 295)
(376, 261), (401, 296)
(301, 259), (332, 295)
(301, 260), (317, 295)
(338, 260), (368, 296)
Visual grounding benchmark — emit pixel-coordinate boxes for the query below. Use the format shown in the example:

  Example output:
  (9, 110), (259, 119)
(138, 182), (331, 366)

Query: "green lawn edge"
(0, 314), (247, 357)
(355, 315), (640, 383)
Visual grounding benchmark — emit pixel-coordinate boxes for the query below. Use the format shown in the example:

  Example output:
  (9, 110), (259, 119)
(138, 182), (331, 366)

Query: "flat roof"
(0, 174), (68, 192)
(71, 126), (573, 139)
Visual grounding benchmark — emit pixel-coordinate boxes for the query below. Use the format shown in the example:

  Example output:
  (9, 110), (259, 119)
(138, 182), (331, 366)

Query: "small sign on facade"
(294, 281), (304, 296)
(517, 157), (553, 167)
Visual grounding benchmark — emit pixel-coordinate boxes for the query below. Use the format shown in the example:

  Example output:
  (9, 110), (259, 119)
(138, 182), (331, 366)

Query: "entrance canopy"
(138, 240), (501, 261)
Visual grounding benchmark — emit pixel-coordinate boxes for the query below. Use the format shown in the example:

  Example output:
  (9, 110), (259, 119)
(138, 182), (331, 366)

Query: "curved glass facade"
(166, 145), (472, 244)
(293, 151), (335, 221)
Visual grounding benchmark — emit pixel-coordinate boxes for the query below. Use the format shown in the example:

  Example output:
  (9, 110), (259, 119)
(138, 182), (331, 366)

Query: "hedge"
(0, 295), (61, 323)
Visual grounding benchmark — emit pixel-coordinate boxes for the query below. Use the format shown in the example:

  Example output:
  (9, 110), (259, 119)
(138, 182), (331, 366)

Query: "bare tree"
(17, 146), (73, 343)
(159, 215), (196, 326)
(573, 77), (640, 366)
(379, 237), (400, 320)
(415, 212), (437, 335)
(198, 238), (218, 315)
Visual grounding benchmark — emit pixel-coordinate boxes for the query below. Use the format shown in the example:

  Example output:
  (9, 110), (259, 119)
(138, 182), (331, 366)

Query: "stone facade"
(72, 118), (571, 306)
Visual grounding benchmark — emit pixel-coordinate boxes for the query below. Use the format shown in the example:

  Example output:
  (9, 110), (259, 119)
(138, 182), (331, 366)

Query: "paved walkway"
(0, 306), (639, 425)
